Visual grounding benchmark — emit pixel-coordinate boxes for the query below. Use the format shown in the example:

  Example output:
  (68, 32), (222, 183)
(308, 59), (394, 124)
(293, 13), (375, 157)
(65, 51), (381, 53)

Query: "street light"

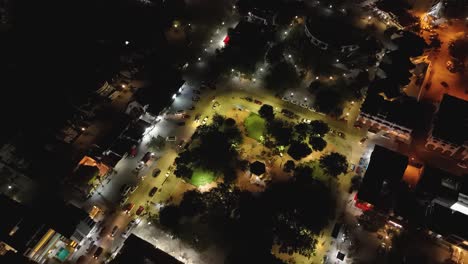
(288, 54), (292, 58)
(284, 31), (288, 35)
(198, 57), (201, 61)
(210, 39), (213, 43)
(290, 92), (294, 96)
(124, 40), (130, 45)
(315, 76), (319, 80)
(260, 68), (264, 72)
(336, 59), (340, 63)
(8, 185), (12, 189)
(221, 21), (225, 25)
(329, 76), (333, 80)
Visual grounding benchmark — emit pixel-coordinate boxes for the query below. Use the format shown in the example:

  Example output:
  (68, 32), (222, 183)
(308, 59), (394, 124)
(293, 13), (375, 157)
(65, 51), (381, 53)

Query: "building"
(0, 144), (37, 204)
(425, 94), (468, 159)
(304, 7), (361, 53)
(246, 8), (277, 25)
(110, 234), (183, 264)
(0, 196), (96, 263)
(357, 145), (409, 211)
(355, 91), (421, 144)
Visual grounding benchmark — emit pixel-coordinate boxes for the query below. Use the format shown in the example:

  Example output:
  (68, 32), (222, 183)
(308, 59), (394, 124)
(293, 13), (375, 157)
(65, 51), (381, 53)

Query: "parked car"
(135, 162), (144, 172)
(119, 197), (129, 206)
(110, 225), (119, 237)
(121, 220), (137, 238)
(177, 140), (185, 149)
(123, 203), (135, 213)
(120, 184), (131, 196)
(359, 137), (368, 144)
(93, 247), (103, 259)
(129, 185), (138, 193)
(129, 145), (137, 158)
(202, 116), (209, 125)
(194, 114), (201, 123)
(152, 169), (161, 177)
(440, 81), (449, 88)
(149, 187), (158, 197)
(254, 99), (263, 105)
(166, 136), (176, 141)
(140, 152), (154, 164)
(182, 114), (191, 119)
(136, 206), (144, 216)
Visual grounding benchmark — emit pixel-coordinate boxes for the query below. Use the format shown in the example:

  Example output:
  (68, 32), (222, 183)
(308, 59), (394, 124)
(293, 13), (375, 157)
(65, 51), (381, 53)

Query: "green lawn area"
(244, 113), (266, 141)
(190, 168), (216, 187)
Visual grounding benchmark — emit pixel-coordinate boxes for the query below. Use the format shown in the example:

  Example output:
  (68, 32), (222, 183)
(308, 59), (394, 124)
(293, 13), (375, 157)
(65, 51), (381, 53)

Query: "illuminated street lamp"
(122, 84), (126, 88)
(368, 16), (372, 20)
(8, 185), (12, 189)
(329, 4), (333, 8)
(284, 31), (288, 35)
(198, 57), (201, 61)
(124, 40), (130, 45)
(288, 54), (292, 58)
(290, 92), (294, 96)
(315, 76), (319, 80)
(329, 76), (333, 80)
(210, 39), (213, 43)
(221, 21), (225, 25)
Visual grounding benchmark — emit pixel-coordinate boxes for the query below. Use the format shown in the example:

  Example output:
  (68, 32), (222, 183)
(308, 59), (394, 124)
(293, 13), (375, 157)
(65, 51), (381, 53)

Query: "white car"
(166, 136), (177, 141)
(202, 116), (209, 125)
(121, 220), (139, 238)
(130, 185), (138, 193)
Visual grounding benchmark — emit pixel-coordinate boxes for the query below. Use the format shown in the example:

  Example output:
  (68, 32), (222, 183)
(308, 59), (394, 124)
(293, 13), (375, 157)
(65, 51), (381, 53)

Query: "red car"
(123, 203), (135, 214)
(140, 152), (154, 164)
(136, 206), (144, 216)
(129, 145), (137, 158)
(254, 99), (263, 105)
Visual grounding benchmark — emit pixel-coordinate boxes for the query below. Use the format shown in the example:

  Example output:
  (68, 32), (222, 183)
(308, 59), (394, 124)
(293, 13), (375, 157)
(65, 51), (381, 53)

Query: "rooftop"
(432, 94), (468, 145)
(360, 90), (420, 129)
(110, 234), (183, 264)
(357, 145), (408, 210)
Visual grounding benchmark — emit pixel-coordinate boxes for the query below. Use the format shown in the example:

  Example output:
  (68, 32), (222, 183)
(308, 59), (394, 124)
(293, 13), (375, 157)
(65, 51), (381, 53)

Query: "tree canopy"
(309, 120), (330, 136)
(258, 104), (275, 120)
(287, 141), (312, 160)
(264, 61), (301, 92)
(308, 136), (327, 151)
(319, 152), (348, 177)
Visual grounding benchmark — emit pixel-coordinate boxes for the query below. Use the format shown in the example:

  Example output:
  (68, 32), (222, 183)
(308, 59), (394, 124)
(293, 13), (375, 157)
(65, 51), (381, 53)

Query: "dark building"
(110, 234), (183, 264)
(425, 94), (468, 159)
(357, 145), (409, 211)
(356, 91), (422, 143)
(0, 195), (96, 263)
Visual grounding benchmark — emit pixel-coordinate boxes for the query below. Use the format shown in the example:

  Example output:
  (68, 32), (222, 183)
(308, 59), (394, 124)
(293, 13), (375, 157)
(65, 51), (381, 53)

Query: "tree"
(309, 136), (327, 151)
(319, 152), (348, 177)
(263, 61), (301, 92)
(293, 165), (313, 182)
(287, 141), (312, 160)
(293, 123), (309, 141)
(179, 190), (206, 217)
(267, 120), (292, 146)
(265, 43), (285, 64)
(225, 118), (236, 127)
(147, 135), (166, 151)
(258, 104), (275, 120)
(313, 89), (343, 116)
(307, 80), (321, 94)
(212, 113), (226, 127)
(283, 160), (295, 173)
(309, 120), (329, 136)
(449, 36), (468, 63)
(174, 164), (193, 179)
(159, 205), (181, 230)
(265, 175), (334, 257)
